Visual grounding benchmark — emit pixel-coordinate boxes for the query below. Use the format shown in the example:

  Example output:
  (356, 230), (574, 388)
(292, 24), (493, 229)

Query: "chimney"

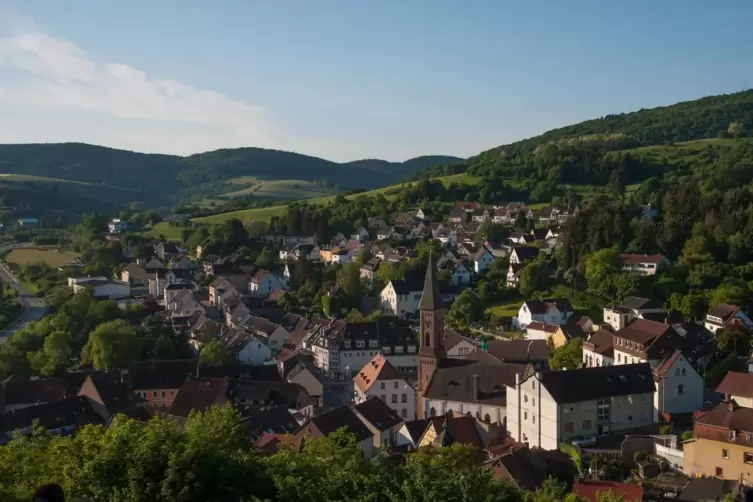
(515, 372), (522, 386)
(472, 374), (480, 402)
(729, 401), (735, 413)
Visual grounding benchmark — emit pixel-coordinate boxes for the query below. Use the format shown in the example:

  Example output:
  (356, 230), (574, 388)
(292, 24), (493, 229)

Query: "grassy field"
(220, 177), (335, 200)
(0, 173), (92, 185)
(192, 205), (290, 225)
(148, 222), (187, 240)
(486, 295), (524, 317)
(5, 246), (80, 268)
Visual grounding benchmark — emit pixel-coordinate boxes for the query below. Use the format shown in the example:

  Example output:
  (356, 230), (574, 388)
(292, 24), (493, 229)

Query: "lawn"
(486, 295), (524, 317)
(191, 205), (289, 225)
(148, 222), (187, 240)
(220, 177), (335, 200)
(5, 247), (80, 268)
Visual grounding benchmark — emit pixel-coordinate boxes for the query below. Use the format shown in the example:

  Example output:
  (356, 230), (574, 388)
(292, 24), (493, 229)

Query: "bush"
(682, 431), (694, 441)
(659, 423), (673, 435)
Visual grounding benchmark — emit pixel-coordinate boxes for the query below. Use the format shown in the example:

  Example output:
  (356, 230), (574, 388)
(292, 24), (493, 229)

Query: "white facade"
(654, 353), (703, 421)
(380, 282), (422, 319)
(108, 219), (128, 233)
(354, 378), (416, 420)
(424, 398), (505, 426)
(69, 277), (130, 299)
(237, 338), (272, 365)
(256, 325), (289, 355)
(449, 264), (470, 286)
(620, 258), (668, 276)
(249, 273), (286, 297)
(516, 303), (572, 329)
(582, 347), (614, 367)
(704, 310), (753, 334)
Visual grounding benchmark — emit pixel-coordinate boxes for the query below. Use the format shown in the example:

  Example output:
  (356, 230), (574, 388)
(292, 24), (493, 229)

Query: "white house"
(221, 329), (272, 365)
(474, 248), (494, 274)
(108, 218), (128, 234)
(354, 355), (416, 420)
(380, 279), (423, 319)
(652, 350), (704, 421)
(619, 253), (669, 276)
(507, 263), (525, 288)
(582, 330), (615, 368)
(249, 269), (287, 297)
(704, 304), (753, 334)
(514, 299), (574, 329)
(241, 315), (290, 355)
(524, 321), (559, 341)
(509, 247), (539, 265)
(68, 277), (130, 299)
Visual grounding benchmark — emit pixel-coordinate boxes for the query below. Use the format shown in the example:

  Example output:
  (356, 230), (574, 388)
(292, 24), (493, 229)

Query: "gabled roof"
(717, 372), (753, 399)
(619, 253), (667, 265)
(535, 363), (655, 404)
(0, 396), (103, 434)
(308, 405), (373, 442)
(621, 296), (662, 311)
(525, 321), (559, 334)
(573, 479), (643, 502)
(522, 298), (574, 315)
(423, 415), (484, 449)
(424, 359), (526, 405)
(353, 397), (403, 431)
(484, 339), (551, 363)
(127, 360), (197, 390)
(614, 318), (674, 344)
(168, 377), (230, 418)
(79, 374), (144, 413)
(708, 304), (741, 321)
(353, 355), (404, 393)
(583, 330), (614, 357)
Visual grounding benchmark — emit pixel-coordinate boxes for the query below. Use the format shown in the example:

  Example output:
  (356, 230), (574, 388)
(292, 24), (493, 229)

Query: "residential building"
(471, 208), (491, 223)
(474, 247), (494, 274)
(717, 372), (753, 408)
(515, 299), (574, 329)
(241, 315), (290, 354)
(220, 329), (272, 364)
(352, 397), (404, 450)
(360, 257), (381, 284)
(298, 405), (375, 457)
(249, 269), (287, 297)
(353, 355), (415, 420)
(108, 218), (128, 234)
(126, 359), (198, 408)
(120, 263), (150, 286)
(704, 304), (753, 334)
(507, 263), (525, 288)
(524, 322), (559, 342)
(68, 276), (130, 299)
(506, 363), (656, 450)
(619, 253), (669, 275)
(550, 316), (593, 348)
(208, 276), (240, 308)
(582, 330), (615, 367)
(416, 414), (487, 450)
(652, 350), (704, 420)
(439, 260), (470, 286)
(380, 277), (423, 319)
(305, 318), (418, 381)
(509, 246), (539, 265)
(684, 400), (753, 483)
(78, 373), (146, 422)
(0, 378), (68, 412)
(603, 296), (664, 331)
(611, 319), (687, 366)
(443, 329), (480, 357)
(481, 340), (551, 370)
(168, 377), (231, 418)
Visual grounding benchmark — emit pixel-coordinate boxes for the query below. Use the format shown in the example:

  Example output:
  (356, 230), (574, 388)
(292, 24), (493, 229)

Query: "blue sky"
(0, 1), (751, 162)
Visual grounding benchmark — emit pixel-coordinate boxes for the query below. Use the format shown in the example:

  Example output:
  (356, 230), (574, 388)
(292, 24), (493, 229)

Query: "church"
(417, 256), (527, 427)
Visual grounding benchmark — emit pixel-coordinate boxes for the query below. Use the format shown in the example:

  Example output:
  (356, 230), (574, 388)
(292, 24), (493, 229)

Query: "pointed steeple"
(419, 251), (442, 311)
(436, 413), (455, 447)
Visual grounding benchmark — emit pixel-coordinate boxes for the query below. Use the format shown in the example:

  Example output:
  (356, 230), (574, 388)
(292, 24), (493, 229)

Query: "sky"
(0, 1), (751, 162)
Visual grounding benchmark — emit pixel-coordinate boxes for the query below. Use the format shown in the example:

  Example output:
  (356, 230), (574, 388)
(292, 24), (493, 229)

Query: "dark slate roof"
(419, 255), (442, 311)
(168, 377), (230, 418)
(233, 380), (308, 408)
(85, 373), (144, 412)
(0, 396), (103, 435)
(484, 340), (551, 363)
(241, 406), (300, 439)
(511, 246), (539, 262)
(0, 378), (68, 407)
(353, 397), (403, 431)
(390, 277), (424, 295)
(309, 405), (373, 442)
(127, 360), (197, 390)
(621, 296), (662, 311)
(676, 478), (740, 502)
(537, 363), (655, 404)
(424, 359), (526, 405)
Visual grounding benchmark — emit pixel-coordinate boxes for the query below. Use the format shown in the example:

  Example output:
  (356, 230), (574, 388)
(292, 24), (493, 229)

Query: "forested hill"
(348, 155), (463, 173)
(0, 143), (460, 212)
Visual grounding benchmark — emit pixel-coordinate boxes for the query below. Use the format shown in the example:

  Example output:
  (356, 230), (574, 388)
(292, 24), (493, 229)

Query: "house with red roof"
(573, 479), (643, 502)
(619, 253), (669, 276)
(353, 354), (415, 420)
(704, 303), (753, 334)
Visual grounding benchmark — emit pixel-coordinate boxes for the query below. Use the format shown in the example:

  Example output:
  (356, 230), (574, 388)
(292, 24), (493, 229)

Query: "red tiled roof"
(615, 318), (672, 344)
(717, 372), (753, 398)
(353, 355), (403, 393)
(708, 304), (740, 322)
(619, 253), (666, 265)
(526, 321), (558, 334)
(573, 479), (643, 502)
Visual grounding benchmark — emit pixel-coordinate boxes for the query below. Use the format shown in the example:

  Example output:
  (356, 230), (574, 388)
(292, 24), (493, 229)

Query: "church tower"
(417, 252), (445, 418)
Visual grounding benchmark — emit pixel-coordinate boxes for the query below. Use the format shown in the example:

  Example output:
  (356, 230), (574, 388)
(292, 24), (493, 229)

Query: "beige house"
(353, 355), (415, 420)
(352, 397), (404, 450)
(506, 363), (656, 451)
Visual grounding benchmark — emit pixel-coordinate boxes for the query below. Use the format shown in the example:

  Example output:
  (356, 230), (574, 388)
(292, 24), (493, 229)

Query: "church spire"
(419, 251), (441, 311)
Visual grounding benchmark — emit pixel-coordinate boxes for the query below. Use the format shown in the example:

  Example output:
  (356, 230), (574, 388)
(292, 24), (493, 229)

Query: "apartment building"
(506, 363), (656, 451)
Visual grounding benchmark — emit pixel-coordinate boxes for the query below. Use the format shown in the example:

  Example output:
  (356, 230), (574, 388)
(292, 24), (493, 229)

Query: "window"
(564, 422), (574, 433)
(676, 384), (685, 396)
(369, 340), (378, 348)
(395, 346), (404, 354)
(532, 381), (535, 389)
(532, 416), (535, 424)
(430, 408), (436, 417)
(675, 368), (681, 376)
(626, 394), (634, 405)
(682, 368), (687, 376)
(745, 453), (753, 465)
(533, 398), (536, 406)
(484, 414), (491, 423)
(582, 419), (592, 430)
(564, 405), (575, 414)
(524, 395), (529, 403)
(401, 408), (407, 418)
(617, 353), (622, 363)
(391, 395), (397, 403)
(382, 346), (391, 354)
(402, 393), (407, 403)
(161, 391), (166, 398)
(394, 381), (399, 389)
(407, 345), (416, 353)
(459, 347), (470, 356)
(730, 430), (737, 440)
(356, 340), (365, 348)
(716, 467), (723, 477)
(628, 415), (634, 422)
(344, 341), (351, 348)
(723, 449), (729, 459)
(524, 411), (528, 420)
(381, 382), (386, 390)
(152, 391), (157, 398)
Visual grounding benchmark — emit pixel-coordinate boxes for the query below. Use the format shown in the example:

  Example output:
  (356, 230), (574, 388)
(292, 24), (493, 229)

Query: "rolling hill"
(0, 143), (462, 219)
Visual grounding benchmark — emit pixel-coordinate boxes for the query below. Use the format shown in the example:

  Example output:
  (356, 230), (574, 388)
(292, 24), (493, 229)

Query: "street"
(0, 249), (48, 341)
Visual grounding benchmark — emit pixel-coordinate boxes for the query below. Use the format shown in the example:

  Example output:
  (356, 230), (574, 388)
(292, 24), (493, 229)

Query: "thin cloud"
(0, 29), (278, 154)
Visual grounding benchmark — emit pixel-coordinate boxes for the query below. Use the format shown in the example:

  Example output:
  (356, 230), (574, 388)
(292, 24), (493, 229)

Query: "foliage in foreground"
(0, 406), (627, 502)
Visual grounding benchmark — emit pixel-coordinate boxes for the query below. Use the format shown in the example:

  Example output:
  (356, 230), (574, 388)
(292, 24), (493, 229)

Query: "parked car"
(570, 436), (597, 447)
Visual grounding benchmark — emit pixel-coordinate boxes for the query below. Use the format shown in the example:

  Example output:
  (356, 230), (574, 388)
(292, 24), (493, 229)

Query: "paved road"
(0, 244), (48, 341)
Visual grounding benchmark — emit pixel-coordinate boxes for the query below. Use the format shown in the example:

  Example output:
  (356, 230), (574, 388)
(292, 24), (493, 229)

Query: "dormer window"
(395, 346), (404, 354)
(369, 340), (378, 348)
(356, 340), (365, 348)
(407, 345), (416, 353)
(344, 341), (351, 349)
(382, 346), (391, 354)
